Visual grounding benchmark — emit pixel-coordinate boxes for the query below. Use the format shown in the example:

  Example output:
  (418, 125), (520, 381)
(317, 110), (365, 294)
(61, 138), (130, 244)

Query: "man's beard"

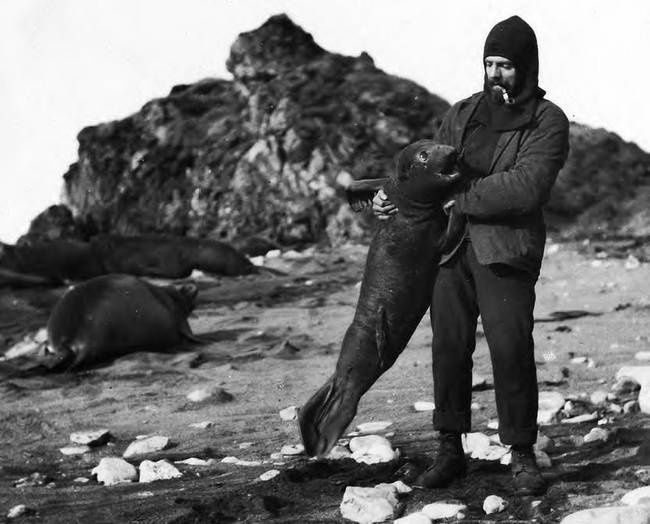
(487, 83), (509, 105)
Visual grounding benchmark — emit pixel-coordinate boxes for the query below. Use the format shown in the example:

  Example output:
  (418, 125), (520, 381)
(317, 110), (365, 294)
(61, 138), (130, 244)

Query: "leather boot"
(415, 431), (467, 488)
(511, 445), (548, 496)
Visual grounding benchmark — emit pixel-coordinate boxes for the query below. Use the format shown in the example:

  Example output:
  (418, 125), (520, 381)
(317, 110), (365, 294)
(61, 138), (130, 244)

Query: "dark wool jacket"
(434, 91), (570, 276)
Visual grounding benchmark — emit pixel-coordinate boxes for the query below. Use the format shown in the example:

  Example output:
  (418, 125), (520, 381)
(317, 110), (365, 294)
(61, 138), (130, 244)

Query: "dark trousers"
(431, 241), (538, 445)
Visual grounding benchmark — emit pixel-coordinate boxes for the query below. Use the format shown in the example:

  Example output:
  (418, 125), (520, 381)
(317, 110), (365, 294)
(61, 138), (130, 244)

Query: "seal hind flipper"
(345, 178), (388, 212)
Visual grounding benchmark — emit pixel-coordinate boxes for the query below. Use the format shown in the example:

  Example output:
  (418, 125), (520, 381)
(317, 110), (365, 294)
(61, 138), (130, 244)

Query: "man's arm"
(454, 103), (570, 219)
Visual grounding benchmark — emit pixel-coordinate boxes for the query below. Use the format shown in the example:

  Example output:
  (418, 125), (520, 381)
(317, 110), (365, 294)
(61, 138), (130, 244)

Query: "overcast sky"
(1, 0), (648, 243)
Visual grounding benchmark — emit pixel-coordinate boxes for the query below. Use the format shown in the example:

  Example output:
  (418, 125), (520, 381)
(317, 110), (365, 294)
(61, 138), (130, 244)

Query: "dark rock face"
(52, 14), (650, 246)
(62, 14), (448, 246)
(17, 205), (85, 246)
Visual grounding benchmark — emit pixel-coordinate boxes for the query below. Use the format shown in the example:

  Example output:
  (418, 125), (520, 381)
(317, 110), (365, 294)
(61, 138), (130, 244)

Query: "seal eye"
(417, 151), (429, 163)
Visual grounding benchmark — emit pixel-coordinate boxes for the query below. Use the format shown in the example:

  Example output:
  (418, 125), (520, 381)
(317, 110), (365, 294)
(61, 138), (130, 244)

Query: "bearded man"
(373, 15), (570, 495)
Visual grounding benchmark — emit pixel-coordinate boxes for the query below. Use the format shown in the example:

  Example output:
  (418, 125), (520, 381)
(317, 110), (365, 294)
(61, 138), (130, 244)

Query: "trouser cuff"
(433, 409), (472, 434)
(498, 425), (538, 446)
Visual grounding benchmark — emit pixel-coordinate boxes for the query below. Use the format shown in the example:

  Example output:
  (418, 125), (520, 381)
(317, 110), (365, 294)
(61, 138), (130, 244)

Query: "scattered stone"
(536, 434), (554, 452)
(590, 390), (609, 405)
(349, 435), (398, 464)
(326, 445), (352, 459)
(7, 505), (33, 519)
(635, 352), (650, 361)
(186, 386), (234, 403)
(60, 445), (91, 456)
(259, 469), (280, 481)
(13, 472), (51, 488)
(570, 356), (590, 365)
(471, 402), (483, 411)
(394, 512), (432, 524)
(616, 367), (650, 386)
(381, 480), (412, 494)
(340, 485), (399, 523)
(174, 458), (216, 466)
(189, 421), (214, 429)
(356, 421), (393, 433)
(560, 505), (650, 524)
(500, 451), (512, 466)
(539, 391), (566, 412)
(535, 449), (552, 468)
(123, 436), (170, 458)
(4, 328), (47, 359)
(584, 427), (610, 444)
(279, 406), (298, 421)
(621, 486), (650, 505)
(483, 495), (508, 514)
(561, 412), (599, 424)
(625, 400), (641, 414)
(91, 457), (138, 485)
(70, 429), (111, 447)
(625, 255), (641, 270)
(73, 477), (90, 483)
(422, 502), (468, 520)
(280, 444), (304, 456)
(487, 419), (499, 430)
(413, 401), (435, 411)
(608, 403), (624, 414)
(138, 460), (182, 483)
(238, 442), (253, 449)
(220, 456), (263, 466)
(462, 432), (491, 455)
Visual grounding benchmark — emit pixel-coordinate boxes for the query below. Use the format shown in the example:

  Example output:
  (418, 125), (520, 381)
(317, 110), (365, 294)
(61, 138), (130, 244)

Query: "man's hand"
(372, 189), (398, 220)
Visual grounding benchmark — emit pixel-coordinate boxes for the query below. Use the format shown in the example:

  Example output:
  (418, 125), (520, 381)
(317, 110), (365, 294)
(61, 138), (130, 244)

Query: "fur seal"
(298, 140), (460, 456)
(91, 235), (258, 278)
(46, 274), (201, 370)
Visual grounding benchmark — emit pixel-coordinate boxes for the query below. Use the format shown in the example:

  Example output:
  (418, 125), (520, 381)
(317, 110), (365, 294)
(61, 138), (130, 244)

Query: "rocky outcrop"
(38, 14), (650, 247)
(61, 14), (448, 246)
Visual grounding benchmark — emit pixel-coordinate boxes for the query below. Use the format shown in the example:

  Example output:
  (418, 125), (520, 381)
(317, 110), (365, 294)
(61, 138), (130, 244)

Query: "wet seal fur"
(46, 274), (203, 370)
(298, 140), (460, 456)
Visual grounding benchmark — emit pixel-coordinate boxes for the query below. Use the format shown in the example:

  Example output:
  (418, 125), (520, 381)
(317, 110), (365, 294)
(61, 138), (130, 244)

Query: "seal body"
(91, 235), (256, 278)
(299, 140), (460, 456)
(46, 274), (199, 370)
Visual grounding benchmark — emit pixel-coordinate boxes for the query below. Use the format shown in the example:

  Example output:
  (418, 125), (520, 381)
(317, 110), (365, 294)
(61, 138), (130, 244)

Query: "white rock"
(625, 255), (641, 270)
(356, 421), (393, 433)
(279, 406), (298, 421)
(560, 505), (650, 524)
(280, 444), (304, 456)
(609, 403), (624, 414)
(413, 401), (435, 411)
(422, 502), (468, 520)
(487, 419), (499, 430)
(350, 435), (397, 464)
(266, 249), (281, 258)
(640, 386), (650, 414)
(174, 458), (216, 466)
(60, 446), (91, 456)
(375, 480), (412, 495)
(7, 505), (31, 519)
(73, 477), (90, 483)
(462, 432), (491, 455)
(91, 457), (138, 485)
(571, 356), (590, 365)
(561, 412), (599, 424)
(471, 402), (483, 411)
(537, 409), (557, 425)
(238, 442), (253, 449)
(259, 469), (280, 481)
(220, 456), (263, 467)
(616, 367), (650, 385)
(635, 352), (650, 361)
(189, 421), (214, 429)
(340, 485), (398, 523)
(269, 452), (283, 461)
(249, 255), (265, 266)
(221, 456), (240, 464)
(539, 391), (566, 412)
(622, 486), (650, 506)
(535, 449), (552, 468)
(326, 445), (352, 459)
(138, 460), (182, 483)
(70, 429), (111, 446)
(187, 386), (216, 402)
(590, 390), (609, 405)
(394, 512), (432, 524)
(583, 427), (610, 443)
(500, 451), (512, 466)
(123, 436), (170, 458)
(483, 495), (508, 514)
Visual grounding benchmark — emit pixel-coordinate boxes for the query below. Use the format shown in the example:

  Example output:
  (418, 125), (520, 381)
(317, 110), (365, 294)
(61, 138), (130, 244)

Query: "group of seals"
(298, 140), (461, 456)
(46, 274), (203, 371)
(0, 234), (258, 285)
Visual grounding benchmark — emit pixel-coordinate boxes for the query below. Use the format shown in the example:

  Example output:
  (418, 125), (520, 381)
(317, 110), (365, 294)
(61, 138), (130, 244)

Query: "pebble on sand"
(220, 456), (263, 466)
(189, 421), (214, 429)
(70, 429), (111, 447)
(138, 460), (182, 483)
(422, 502), (468, 520)
(394, 512), (432, 524)
(635, 351), (650, 361)
(413, 401), (435, 412)
(560, 505), (650, 524)
(91, 457), (138, 485)
(73, 477), (90, 483)
(356, 421), (393, 433)
(483, 495), (508, 514)
(616, 367), (650, 385)
(123, 436), (170, 458)
(280, 444), (304, 456)
(561, 412), (599, 424)
(621, 486), (650, 505)
(60, 445), (92, 456)
(279, 406), (299, 421)
(174, 458), (216, 466)
(349, 435), (398, 464)
(583, 427), (610, 444)
(259, 469), (280, 481)
(340, 485), (399, 523)
(186, 386), (234, 403)
(539, 391), (566, 412)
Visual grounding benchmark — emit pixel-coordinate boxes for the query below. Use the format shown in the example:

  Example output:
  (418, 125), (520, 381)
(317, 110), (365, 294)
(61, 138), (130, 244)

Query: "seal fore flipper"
(345, 178), (388, 212)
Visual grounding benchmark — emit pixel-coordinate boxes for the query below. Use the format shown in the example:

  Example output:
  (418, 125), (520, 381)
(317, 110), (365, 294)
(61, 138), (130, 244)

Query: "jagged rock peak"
(227, 14), (326, 80)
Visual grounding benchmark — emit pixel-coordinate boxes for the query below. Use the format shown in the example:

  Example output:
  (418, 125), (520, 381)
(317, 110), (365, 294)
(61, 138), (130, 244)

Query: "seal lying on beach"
(298, 140), (460, 456)
(46, 274), (203, 370)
